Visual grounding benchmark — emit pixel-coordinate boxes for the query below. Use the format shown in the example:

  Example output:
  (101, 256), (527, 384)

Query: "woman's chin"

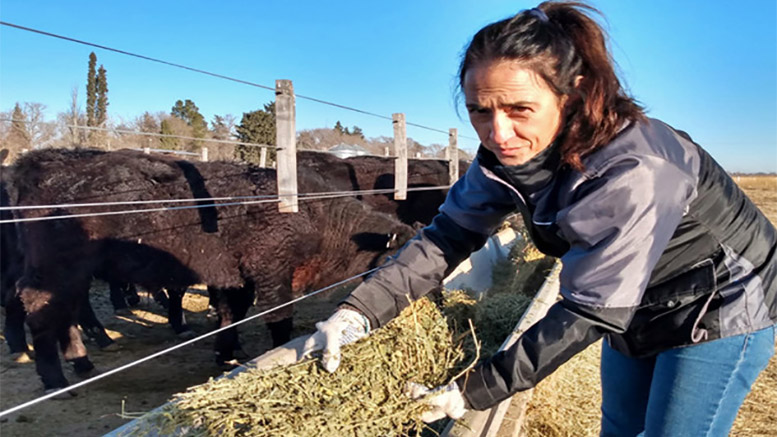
(495, 150), (531, 166)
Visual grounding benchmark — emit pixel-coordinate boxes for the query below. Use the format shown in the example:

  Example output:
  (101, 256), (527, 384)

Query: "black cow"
(7, 149), (416, 390)
(298, 151), (470, 227)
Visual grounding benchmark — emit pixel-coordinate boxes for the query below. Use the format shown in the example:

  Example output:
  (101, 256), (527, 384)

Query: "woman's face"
(464, 60), (566, 166)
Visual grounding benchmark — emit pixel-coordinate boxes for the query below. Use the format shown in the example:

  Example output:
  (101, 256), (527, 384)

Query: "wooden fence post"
(393, 113), (407, 200)
(276, 80), (298, 213)
(260, 146), (268, 168)
(384, 146), (390, 157)
(447, 128), (459, 184)
(143, 147), (151, 155)
(201, 147), (209, 162)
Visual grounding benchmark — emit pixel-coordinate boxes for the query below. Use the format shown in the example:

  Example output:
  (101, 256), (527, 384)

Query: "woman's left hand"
(405, 381), (468, 422)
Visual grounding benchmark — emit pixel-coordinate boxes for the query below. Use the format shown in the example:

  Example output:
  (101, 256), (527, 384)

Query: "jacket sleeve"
(459, 155), (696, 410)
(342, 159), (516, 329)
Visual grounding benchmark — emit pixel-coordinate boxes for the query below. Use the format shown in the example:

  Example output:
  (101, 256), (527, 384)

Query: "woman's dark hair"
(458, 1), (645, 170)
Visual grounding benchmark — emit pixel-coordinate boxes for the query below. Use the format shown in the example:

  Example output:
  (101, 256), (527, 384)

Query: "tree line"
(1, 52), (469, 164)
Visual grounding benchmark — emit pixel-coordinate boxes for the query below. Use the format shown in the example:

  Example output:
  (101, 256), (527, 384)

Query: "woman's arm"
(459, 154), (695, 410)
(343, 159), (516, 329)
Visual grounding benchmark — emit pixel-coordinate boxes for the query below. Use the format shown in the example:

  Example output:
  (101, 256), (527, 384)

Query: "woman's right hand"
(302, 307), (371, 372)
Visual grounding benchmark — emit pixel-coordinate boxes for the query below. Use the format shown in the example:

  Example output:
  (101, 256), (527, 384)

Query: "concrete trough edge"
(441, 261), (561, 437)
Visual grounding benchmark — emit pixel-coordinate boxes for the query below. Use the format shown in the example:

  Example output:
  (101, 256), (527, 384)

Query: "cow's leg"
(60, 323), (94, 376)
(151, 287), (169, 310)
(206, 286), (219, 319)
(108, 281), (129, 312)
(214, 284), (254, 366)
(3, 290), (29, 354)
(78, 293), (115, 349)
(124, 283), (140, 307)
(22, 285), (71, 390)
(257, 281), (294, 350)
(166, 287), (191, 336)
(266, 317), (293, 347)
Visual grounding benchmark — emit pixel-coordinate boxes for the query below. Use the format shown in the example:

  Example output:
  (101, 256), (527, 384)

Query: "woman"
(303, 2), (776, 435)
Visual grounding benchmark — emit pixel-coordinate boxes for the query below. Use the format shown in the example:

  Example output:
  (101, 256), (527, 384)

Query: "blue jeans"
(600, 325), (775, 437)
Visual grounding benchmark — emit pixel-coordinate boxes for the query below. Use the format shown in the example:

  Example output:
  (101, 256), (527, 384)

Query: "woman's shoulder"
(580, 117), (702, 181)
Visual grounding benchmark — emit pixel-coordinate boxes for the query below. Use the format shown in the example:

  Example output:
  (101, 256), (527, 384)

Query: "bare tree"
(126, 111), (161, 150)
(210, 114), (236, 140)
(57, 86), (87, 147)
(0, 109), (11, 142)
(22, 102), (56, 149)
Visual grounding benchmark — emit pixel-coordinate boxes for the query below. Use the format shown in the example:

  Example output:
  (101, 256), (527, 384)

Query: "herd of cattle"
(0, 147), (468, 393)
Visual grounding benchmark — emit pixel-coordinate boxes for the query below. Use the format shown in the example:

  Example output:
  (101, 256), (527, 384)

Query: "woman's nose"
(489, 112), (514, 145)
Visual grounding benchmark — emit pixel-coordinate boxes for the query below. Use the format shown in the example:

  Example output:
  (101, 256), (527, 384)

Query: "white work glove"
(302, 307), (370, 373)
(405, 381), (468, 423)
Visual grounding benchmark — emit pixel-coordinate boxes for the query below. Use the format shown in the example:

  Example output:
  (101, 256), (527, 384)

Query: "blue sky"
(1, 1), (775, 172)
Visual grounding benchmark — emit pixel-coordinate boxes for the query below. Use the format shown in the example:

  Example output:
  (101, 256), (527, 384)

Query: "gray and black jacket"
(342, 117), (777, 410)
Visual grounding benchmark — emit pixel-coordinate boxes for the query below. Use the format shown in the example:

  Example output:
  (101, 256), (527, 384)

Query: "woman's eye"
(509, 106), (530, 115)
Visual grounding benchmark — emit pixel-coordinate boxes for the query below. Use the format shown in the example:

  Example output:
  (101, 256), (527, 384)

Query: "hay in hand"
(140, 298), (470, 437)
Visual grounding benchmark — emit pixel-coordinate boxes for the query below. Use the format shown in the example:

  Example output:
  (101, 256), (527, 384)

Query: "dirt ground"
(0, 282), (352, 436)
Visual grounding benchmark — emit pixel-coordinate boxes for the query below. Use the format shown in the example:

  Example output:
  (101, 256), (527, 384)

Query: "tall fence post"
(260, 146), (268, 168)
(447, 128), (459, 184)
(276, 79), (298, 213)
(393, 113), (407, 200)
(201, 147), (209, 162)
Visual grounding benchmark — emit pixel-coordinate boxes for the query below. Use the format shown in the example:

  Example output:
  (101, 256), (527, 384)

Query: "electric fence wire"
(0, 21), (480, 143)
(0, 185), (451, 224)
(0, 267), (381, 419)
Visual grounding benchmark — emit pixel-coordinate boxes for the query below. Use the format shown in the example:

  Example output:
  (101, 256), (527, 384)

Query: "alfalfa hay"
(138, 297), (472, 437)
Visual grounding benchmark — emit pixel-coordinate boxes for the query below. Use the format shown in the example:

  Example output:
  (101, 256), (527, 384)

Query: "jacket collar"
(476, 142), (561, 203)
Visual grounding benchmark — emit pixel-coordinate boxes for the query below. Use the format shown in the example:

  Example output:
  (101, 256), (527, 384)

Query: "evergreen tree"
(159, 119), (180, 150)
(91, 64), (109, 146)
(6, 103), (31, 154)
(334, 120), (344, 134)
(352, 126), (364, 139)
(169, 99), (207, 151)
(86, 52), (97, 128)
(235, 102), (275, 163)
(171, 99), (207, 138)
(96, 65), (109, 126)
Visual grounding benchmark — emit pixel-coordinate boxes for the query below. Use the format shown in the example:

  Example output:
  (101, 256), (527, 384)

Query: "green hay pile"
(138, 298), (471, 437)
(442, 289), (532, 358)
(128, 235), (549, 437)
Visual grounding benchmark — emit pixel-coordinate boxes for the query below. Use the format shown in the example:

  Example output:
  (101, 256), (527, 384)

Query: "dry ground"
(521, 175), (777, 437)
(0, 282), (353, 436)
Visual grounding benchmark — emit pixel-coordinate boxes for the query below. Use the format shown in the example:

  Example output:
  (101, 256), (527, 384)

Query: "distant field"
(521, 175), (777, 437)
